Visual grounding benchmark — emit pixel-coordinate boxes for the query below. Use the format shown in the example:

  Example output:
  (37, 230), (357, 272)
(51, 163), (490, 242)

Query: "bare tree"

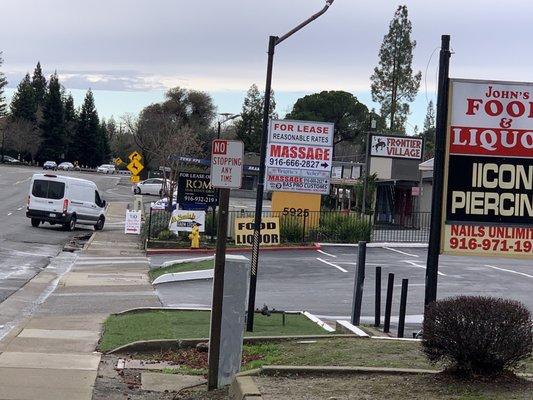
(5, 118), (42, 162)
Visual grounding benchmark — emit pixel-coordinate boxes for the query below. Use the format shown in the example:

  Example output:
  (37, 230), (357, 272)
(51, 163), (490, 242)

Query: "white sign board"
(169, 209), (206, 233)
(370, 134), (423, 160)
(210, 140), (244, 189)
(266, 119), (334, 195)
(124, 210), (141, 235)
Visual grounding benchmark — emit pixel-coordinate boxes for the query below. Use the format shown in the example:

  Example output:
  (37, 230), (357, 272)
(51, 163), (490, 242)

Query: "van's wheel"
(64, 215), (76, 231)
(31, 218), (40, 228)
(94, 216), (105, 231)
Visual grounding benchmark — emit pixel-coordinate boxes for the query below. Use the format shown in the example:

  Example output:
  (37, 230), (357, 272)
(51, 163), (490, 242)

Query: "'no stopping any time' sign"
(266, 119), (334, 195)
(210, 140), (244, 189)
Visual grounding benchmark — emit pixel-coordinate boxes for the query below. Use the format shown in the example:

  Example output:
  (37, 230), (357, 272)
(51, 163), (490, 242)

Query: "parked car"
(57, 162), (74, 171)
(133, 178), (169, 196)
(2, 155), (20, 164)
(43, 161), (57, 170)
(97, 164), (116, 174)
(26, 173), (106, 231)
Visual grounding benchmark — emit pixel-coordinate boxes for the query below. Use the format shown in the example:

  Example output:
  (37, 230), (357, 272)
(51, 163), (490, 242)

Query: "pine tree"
(370, 5), (421, 132)
(32, 62), (47, 107)
(421, 100), (436, 159)
(10, 74), (37, 121)
(234, 84), (276, 153)
(63, 93), (78, 161)
(96, 119), (111, 165)
(38, 73), (65, 162)
(0, 52), (7, 118)
(74, 90), (100, 167)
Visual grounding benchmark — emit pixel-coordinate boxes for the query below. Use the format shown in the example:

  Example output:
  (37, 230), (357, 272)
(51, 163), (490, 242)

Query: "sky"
(2, 0), (533, 133)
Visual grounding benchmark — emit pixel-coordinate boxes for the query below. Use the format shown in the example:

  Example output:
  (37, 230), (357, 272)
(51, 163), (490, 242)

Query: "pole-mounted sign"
(441, 79), (533, 258)
(210, 140), (244, 189)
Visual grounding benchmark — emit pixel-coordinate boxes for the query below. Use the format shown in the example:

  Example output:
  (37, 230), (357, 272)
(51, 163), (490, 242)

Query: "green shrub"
(311, 213), (372, 243)
(280, 217), (303, 243)
(157, 229), (177, 241)
(142, 210), (171, 240)
(423, 296), (533, 375)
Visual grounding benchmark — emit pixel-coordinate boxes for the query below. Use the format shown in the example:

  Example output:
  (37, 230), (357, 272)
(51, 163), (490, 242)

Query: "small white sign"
(269, 119), (334, 147)
(169, 210), (206, 233)
(210, 140), (244, 189)
(124, 210), (142, 235)
(370, 134), (423, 160)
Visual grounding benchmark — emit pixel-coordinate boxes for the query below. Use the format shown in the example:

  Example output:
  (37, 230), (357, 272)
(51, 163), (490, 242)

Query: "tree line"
(0, 60), (111, 167)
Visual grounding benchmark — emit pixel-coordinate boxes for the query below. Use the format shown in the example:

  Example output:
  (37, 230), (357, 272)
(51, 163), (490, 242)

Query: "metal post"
(374, 266), (381, 327)
(397, 278), (409, 338)
(147, 207), (152, 241)
(424, 35), (451, 306)
(301, 212), (307, 243)
(247, 1), (335, 332)
(208, 188), (231, 390)
(383, 273), (394, 333)
(361, 132), (371, 215)
(351, 241), (366, 325)
(247, 35), (276, 332)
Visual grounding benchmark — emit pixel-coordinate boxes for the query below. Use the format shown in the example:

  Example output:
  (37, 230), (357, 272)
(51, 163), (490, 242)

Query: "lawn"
(148, 259), (213, 281)
(99, 310), (327, 352)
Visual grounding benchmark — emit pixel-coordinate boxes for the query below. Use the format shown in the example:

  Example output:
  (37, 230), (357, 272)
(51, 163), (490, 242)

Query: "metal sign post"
(208, 139), (244, 390)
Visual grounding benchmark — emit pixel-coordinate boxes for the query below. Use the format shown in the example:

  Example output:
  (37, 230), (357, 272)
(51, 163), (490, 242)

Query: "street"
(151, 246), (533, 330)
(0, 164), (130, 305)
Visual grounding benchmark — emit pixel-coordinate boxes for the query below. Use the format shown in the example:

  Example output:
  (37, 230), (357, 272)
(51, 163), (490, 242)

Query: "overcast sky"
(2, 0), (533, 131)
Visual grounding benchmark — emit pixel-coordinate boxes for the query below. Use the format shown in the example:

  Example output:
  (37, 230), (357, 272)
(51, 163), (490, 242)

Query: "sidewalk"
(0, 202), (160, 399)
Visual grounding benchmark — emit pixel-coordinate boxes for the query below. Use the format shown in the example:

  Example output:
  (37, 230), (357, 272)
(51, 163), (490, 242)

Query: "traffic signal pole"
(246, 0), (335, 332)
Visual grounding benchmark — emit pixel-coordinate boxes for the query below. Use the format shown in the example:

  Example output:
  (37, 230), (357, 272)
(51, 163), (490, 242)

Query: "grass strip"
(149, 260), (213, 281)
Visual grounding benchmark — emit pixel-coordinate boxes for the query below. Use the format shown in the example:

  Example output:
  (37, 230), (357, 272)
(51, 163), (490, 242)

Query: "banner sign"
(177, 172), (218, 209)
(370, 134), (423, 159)
(124, 210), (141, 235)
(234, 217), (280, 246)
(442, 78), (533, 258)
(169, 209), (206, 233)
(266, 119), (334, 195)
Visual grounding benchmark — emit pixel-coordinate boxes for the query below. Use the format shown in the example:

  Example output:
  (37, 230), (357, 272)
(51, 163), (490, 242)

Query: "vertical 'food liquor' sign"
(442, 79), (533, 258)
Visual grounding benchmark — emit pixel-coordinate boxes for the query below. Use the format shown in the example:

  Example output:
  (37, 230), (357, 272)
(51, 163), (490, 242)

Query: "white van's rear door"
(30, 178), (66, 213)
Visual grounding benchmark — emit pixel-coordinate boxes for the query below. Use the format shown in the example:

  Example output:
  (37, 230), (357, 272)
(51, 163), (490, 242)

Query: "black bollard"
(383, 273), (394, 333)
(351, 241), (367, 325)
(397, 279), (409, 338)
(374, 267), (381, 327)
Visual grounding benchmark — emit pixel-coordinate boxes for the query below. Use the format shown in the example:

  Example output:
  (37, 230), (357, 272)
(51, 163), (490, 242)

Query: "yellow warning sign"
(114, 157), (124, 166)
(128, 151), (142, 162)
(127, 159), (144, 176)
(130, 175), (140, 183)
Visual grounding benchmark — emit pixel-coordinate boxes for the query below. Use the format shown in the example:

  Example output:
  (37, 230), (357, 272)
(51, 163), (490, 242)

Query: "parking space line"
(316, 249), (337, 258)
(384, 247), (419, 257)
(403, 260), (447, 276)
(316, 257), (348, 273)
(485, 265), (533, 279)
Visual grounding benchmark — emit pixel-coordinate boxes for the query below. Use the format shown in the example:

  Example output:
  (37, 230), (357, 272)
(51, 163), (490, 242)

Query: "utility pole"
(247, 0), (335, 332)
(424, 35), (451, 306)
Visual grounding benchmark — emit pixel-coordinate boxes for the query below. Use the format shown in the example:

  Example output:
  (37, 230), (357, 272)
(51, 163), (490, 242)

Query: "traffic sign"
(130, 175), (140, 183)
(114, 157), (124, 166)
(266, 119), (334, 195)
(127, 159), (144, 176)
(128, 151), (142, 162)
(210, 139), (244, 189)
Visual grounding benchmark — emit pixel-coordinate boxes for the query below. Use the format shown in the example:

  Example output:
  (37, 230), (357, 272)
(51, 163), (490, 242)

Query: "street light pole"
(247, 0), (335, 332)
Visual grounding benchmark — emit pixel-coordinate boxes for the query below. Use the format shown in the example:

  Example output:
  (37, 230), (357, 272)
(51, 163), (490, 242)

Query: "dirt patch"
(93, 354), (228, 400)
(255, 373), (533, 400)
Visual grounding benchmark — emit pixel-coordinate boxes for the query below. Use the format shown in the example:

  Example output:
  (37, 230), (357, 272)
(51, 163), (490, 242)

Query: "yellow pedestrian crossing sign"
(130, 175), (140, 183)
(114, 157), (124, 166)
(128, 151), (142, 162)
(127, 159), (144, 176)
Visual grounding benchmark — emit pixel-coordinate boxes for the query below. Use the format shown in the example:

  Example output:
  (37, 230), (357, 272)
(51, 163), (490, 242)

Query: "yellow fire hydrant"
(189, 224), (200, 249)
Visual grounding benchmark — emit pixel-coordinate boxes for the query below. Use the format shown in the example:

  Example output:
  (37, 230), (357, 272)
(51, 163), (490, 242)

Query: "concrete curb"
(335, 320), (370, 337)
(82, 232), (97, 251)
(302, 311), (335, 332)
(107, 334), (359, 354)
(259, 365), (439, 375)
(316, 242), (428, 248)
(152, 269), (214, 285)
(229, 376), (262, 400)
(160, 256), (214, 268)
(146, 244), (319, 255)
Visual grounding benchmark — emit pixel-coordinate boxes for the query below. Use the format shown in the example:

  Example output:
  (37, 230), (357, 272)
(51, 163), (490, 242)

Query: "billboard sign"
(266, 119), (334, 195)
(234, 217), (280, 246)
(370, 134), (423, 160)
(169, 209), (206, 233)
(442, 78), (533, 258)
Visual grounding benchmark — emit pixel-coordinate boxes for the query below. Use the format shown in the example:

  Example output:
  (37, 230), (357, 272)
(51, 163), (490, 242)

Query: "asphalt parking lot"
(150, 246), (532, 332)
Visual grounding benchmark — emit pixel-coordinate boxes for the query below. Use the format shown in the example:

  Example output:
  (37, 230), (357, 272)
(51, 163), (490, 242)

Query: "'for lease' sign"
(266, 119), (334, 195)
(442, 78), (533, 258)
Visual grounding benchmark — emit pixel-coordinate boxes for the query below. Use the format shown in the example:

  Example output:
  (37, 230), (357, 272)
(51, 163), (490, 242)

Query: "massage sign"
(442, 79), (533, 258)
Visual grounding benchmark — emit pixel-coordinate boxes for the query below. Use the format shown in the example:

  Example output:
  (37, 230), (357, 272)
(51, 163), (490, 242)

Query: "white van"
(26, 174), (107, 231)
